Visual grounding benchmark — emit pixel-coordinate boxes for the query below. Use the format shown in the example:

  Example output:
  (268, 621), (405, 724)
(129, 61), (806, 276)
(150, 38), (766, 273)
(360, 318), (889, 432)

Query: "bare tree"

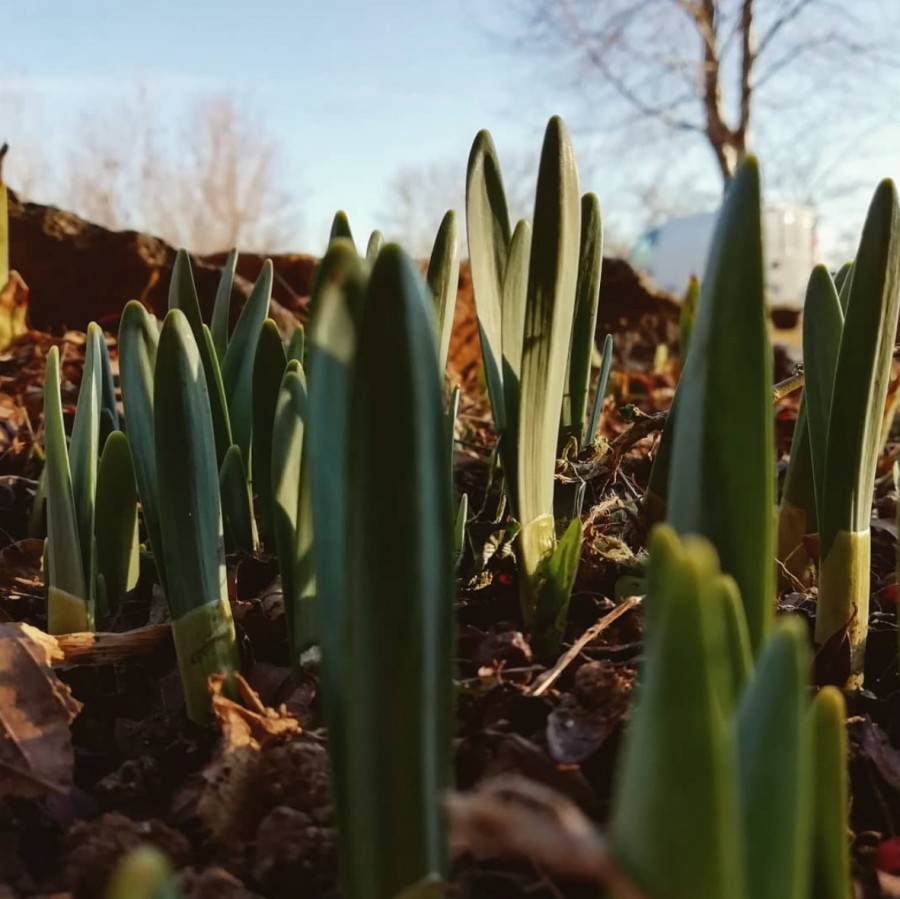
(12, 85), (301, 254)
(166, 94), (300, 253)
(499, 0), (900, 189)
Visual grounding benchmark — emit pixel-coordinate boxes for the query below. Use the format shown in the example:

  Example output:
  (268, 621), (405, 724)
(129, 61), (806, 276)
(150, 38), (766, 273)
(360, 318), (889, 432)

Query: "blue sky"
(1, 0), (558, 247)
(2, 0), (898, 260)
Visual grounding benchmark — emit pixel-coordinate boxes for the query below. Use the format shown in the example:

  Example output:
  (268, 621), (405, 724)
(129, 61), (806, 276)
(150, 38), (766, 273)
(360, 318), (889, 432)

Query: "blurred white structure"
(631, 204), (818, 310)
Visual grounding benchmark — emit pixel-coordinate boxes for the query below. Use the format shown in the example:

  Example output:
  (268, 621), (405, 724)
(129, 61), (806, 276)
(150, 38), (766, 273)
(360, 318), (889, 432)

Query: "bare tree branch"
(557, 0), (704, 134)
(755, 0), (817, 61)
(59, 88), (300, 254)
(738, 0), (756, 138)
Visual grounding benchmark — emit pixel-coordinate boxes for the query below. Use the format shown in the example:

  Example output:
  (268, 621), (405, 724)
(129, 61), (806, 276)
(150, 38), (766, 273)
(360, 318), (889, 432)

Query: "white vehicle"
(630, 204), (818, 316)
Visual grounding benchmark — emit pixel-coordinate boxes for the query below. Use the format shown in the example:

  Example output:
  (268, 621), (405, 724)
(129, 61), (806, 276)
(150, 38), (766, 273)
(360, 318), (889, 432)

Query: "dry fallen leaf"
(0, 272), (30, 347)
(0, 622), (82, 797)
(448, 774), (646, 899)
(197, 673), (301, 843)
(209, 672), (300, 750)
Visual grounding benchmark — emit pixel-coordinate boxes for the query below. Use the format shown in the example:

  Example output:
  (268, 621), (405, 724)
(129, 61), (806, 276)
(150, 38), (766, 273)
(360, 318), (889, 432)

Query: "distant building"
(630, 204), (818, 312)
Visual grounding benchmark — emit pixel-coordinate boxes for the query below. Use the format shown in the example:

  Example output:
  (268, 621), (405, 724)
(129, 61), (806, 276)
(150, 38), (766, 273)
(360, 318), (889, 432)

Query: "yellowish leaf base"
(776, 501), (813, 587)
(172, 599), (238, 724)
(47, 587), (89, 635)
(816, 528), (870, 686)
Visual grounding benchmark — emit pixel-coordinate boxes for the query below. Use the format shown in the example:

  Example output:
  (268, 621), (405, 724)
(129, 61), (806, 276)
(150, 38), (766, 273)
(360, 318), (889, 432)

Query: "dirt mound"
(7, 192), (303, 337)
(8, 192), (679, 387)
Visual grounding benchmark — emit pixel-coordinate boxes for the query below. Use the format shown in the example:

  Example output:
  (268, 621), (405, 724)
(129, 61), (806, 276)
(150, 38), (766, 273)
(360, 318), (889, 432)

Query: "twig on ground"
(528, 596), (641, 697)
(53, 623), (171, 667)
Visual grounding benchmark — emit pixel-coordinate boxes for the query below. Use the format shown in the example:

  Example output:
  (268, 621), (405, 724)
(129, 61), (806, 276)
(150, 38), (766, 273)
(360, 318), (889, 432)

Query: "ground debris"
(197, 673), (333, 861)
(449, 774), (646, 899)
(0, 622), (81, 797)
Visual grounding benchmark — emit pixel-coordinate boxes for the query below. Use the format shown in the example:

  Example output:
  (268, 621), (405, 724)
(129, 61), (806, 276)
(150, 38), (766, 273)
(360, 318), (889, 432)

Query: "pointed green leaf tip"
(366, 230), (384, 264)
(155, 309), (237, 723)
(44, 345), (89, 633)
(586, 332), (613, 446)
(612, 524), (744, 899)
(95, 430), (140, 613)
(517, 114), (581, 529)
(68, 322), (103, 616)
(118, 301), (167, 593)
(330, 210), (355, 250)
(341, 244), (453, 899)
(220, 444), (258, 554)
(816, 178), (900, 679)
(532, 518), (583, 657)
(305, 237), (367, 893)
(154, 309), (227, 620)
(271, 364), (316, 659)
(562, 191), (603, 445)
(809, 687), (851, 899)
(667, 156), (774, 652)
(499, 218), (532, 516)
(516, 116), (581, 627)
(222, 260), (273, 464)
(736, 617), (812, 899)
(252, 319), (288, 546)
(167, 250), (233, 465)
(210, 248), (238, 362)
(426, 210), (459, 376)
(466, 128), (512, 435)
(820, 178), (900, 549)
(802, 265), (843, 518)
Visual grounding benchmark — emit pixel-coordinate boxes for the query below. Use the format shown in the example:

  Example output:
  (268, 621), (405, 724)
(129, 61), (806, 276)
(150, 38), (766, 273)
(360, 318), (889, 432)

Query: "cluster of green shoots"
(37, 114), (900, 899)
(625, 159), (899, 898)
(777, 190), (900, 683)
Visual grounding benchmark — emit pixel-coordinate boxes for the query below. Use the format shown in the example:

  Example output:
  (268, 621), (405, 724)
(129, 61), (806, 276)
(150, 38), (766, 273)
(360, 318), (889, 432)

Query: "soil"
(1, 203), (899, 899)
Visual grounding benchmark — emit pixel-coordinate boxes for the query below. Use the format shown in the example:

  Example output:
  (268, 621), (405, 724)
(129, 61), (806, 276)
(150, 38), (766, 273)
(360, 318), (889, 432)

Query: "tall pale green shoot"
(95, 431), (140, 614)
(43, 347), (89, 633)
(612, 526), (745, 899)
(426, 210), (459, 375)
(252, 319), (288, 546)
(499, 219), (531, 511)
(816, 180), (900, 681)
(561, 192), (603, 447)
(306, 240), (367, 888)
(118, 302), (166, 592)
(802, 266), (843, 517)
(667, 158), (774, 653)
(168, 250), (233, 465)
(68, 323), (103, 616)
(516, 116), (581, 624)
(210, 249), (238, 362)
(340, 245), (453, 899)
(271, 365), (316, 659)
(221, 261), (273, 464)
(154, 309), (238, 723)
(466, 130), (512, 437)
